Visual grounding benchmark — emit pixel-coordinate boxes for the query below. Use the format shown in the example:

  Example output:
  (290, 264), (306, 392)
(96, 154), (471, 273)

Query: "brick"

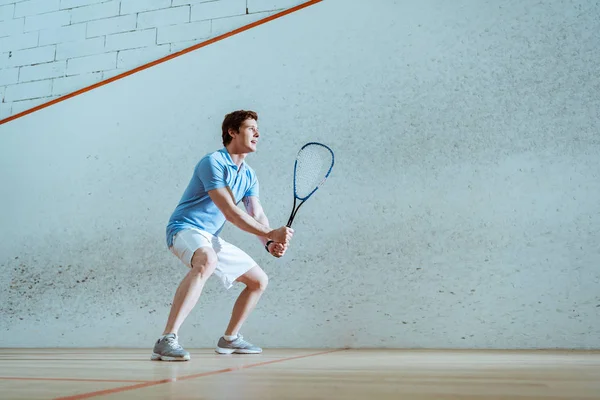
(19, 60), (66, 82)
(0, 101), (12, 120)
(211, 11), (272, 36)
(0, 32), (38, 52)
(24, 10), (70, 32)
(86, 14), (136, 37)
(66, 52), (116, 75)
(0, 67), (19, 85)
(120, 0), (170, 15)
(60, 0), (106, 9)
(56, 37), (104, 59)
(71, 0), (119, 24)
(172, 0), (213, 6)
(39, 23), (86, 45)
(137, 6), (190, 29)
(116, 44), (168, 69)
(0, 4), (14, 21)
(247, 0), (300, 13)
(15, 0), (60, 18)
(101, 68), (122, 79)
(157, 20), (209, 44)
(0, 51), (7, 68)
(191, 0), (245, 21)
(52, 71), (102, 95)
(105, 28), (155, 52)
(170, 39), (200, 52)
(5, 80), (53, 101)
(12, 96), (58, 114)
(0, 18), (24, 37)
(7, 45), (55, 67)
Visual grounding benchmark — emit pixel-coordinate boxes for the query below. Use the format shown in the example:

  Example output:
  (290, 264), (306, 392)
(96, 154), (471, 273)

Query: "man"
(151, 110), (293, 361)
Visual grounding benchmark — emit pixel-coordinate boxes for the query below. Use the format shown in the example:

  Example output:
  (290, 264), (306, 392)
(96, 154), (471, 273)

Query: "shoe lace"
(165, 336), (183, 350)
(233, 335), (251, 347)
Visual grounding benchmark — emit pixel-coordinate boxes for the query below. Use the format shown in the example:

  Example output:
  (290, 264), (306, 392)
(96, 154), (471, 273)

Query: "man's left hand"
(268, 242), (288, 258)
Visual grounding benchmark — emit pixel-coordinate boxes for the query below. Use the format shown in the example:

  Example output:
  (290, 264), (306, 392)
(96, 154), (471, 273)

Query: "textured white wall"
(1, 0), (599, 349)
(0, 0), (305, 120)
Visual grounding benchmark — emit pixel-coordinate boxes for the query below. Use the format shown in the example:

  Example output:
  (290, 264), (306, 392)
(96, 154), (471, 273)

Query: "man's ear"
(228, 128), (237, 140)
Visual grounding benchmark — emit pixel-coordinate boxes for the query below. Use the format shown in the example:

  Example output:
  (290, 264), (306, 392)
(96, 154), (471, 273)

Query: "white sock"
(223, 334), (237, 341)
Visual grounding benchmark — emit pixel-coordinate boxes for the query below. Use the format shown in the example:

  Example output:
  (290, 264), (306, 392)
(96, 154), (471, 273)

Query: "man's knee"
(190, 248), (217, 278)
(249, 272), (268, 292)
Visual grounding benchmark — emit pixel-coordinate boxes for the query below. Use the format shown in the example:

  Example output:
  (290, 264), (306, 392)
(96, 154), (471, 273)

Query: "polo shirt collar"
(220, 147), (245, 171)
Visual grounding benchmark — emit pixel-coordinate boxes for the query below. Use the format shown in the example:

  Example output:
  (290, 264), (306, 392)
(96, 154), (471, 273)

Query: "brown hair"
(221, 110), (258, 146)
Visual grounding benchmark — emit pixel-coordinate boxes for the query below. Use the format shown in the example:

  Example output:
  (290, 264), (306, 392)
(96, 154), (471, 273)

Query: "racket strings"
(294, 145), (333, 199)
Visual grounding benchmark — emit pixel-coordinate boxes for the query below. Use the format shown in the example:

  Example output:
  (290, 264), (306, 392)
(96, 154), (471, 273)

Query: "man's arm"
(243, 195), (288, 257)
(207, 187), (292, 244)
(242, 195), (270, 247)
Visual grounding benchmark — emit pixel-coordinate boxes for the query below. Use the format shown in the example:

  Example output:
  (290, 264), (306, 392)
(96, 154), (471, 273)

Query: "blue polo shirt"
(166, 148), (259, 247)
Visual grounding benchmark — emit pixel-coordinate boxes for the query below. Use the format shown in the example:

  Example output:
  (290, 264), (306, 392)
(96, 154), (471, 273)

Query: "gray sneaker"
(215, 334), (262, 354)
(151, 333), (190, 361)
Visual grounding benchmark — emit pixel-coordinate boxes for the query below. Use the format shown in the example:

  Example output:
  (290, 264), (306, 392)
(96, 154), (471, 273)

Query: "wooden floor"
(1, 348), (599, 399)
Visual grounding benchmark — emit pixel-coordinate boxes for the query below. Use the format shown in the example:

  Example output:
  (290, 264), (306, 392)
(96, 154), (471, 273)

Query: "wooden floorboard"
(0, 349), (598, 399)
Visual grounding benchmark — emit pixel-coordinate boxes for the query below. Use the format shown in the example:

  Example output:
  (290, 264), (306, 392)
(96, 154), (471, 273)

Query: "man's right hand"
(269, 226), (294, 244)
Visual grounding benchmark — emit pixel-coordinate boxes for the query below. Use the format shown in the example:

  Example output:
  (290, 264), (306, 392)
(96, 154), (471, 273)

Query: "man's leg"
(226, 266), (268, 336)
(215, 266), (268, 354)
(163, 247), (218, 335)
(152, 245), (217, 361)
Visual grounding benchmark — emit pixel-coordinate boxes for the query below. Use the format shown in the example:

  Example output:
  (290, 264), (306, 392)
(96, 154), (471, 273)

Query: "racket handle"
(265, 240), (274, 252)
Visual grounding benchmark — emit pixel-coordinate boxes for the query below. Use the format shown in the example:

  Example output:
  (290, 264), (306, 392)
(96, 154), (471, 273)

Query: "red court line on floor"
(54, 348), (347, 400)
(0, 0), (322, 127)
(0, 377), (149, 383)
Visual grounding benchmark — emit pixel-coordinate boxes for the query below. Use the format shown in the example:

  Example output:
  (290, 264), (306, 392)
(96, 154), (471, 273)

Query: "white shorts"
(169, 228), (257, 289)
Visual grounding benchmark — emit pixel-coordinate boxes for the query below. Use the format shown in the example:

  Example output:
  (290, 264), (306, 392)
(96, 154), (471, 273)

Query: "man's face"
(233, 118), (259, 152)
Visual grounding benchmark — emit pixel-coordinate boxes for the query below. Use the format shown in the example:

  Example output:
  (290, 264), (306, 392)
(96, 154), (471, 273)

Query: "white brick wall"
(52, 71), (102, 95)
(0, 31), (38, 52)
(11, 95), (60, 113)
(24, 10), (71, 32)
(157, 20), (210, 44)
(7, 46), (56, 67)
(120, 0), (171, 15)
(5, 79), (53, 101)
(0, 18), (24, 37)
(0, 51), (8, 69)
(86, 15), (136, 37)
(0, 66), (18, 85)
(39, 23), (87, 45)
(104, 29), (156, 52)
(19, 60), (66, 82)
(116, 44), (168, 70)
(15, 0), (60, 18)
(0, 0), (308, 120)
(56, 37), (104, 59)
(0, 4), (15, 21)
(60, 0), (107, 9)
(0, 100), (11, 119)
(66, 52), (117, 75)
(211, 10), (276, 37)
(71, 1), (120, 24)
(137, 6), (190, 29)
(248, 0), (298, 13)
(191, 0), (246, 21)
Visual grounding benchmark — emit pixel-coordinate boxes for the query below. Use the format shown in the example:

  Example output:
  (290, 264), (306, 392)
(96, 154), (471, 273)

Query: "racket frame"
(286, 142), (335, 227)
